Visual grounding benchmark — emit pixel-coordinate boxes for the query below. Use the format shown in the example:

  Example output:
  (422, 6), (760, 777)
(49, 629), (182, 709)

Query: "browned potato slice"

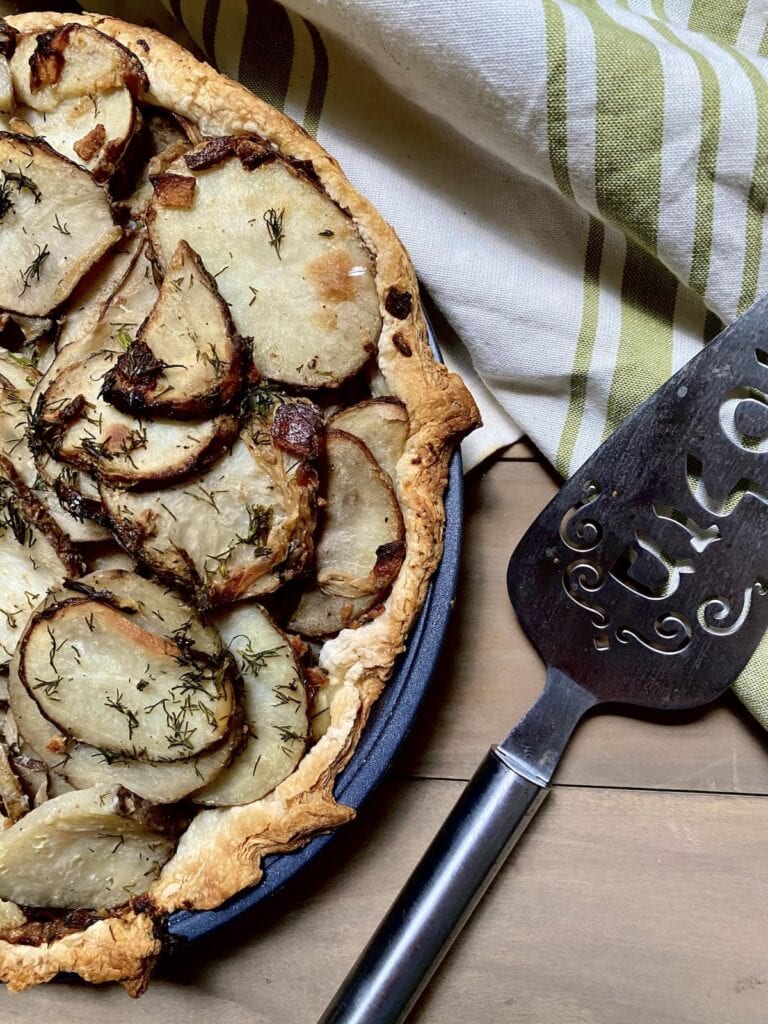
(0, 133), (121, 316)
(32, 349), (240, 488)
(18, 597), (235, 763)
(0, 740), (28, 822)
(194, 603), (308, 806)
(32, 452), (110, 540)
(7, 27), (145, 179)
(286, 585), (378, 639)
(3, 734), (52, 808)
(9, 25), (147, 111)
(148, 137), (381, 388)
(0, 784), (175, 910)
(0, 354), (108, 541)
(121, 125), (193, 218)
(102, 240), (245, 418)
(328, 398), (409, 482)
(0, 457), (85, 667)
(101, 413), (320, 607)
(145, 107), (198, 155)
(316, 430), (405, 598)
(0, 312), (56, 375)
(0, 350), (36, 456)
(9, 571), (244, 801)
(287, 402), (408, 635)
(8, 90), (138, 182)
(0, 311), (54, 352)
(27, 244), (158, 521)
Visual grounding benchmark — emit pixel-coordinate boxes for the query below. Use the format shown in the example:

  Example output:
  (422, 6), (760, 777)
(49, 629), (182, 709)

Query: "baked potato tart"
(0, 9), (479, 996)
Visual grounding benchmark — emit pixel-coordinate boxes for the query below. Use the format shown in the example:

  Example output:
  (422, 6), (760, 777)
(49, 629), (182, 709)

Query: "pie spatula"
(319, 294), (768, 1024)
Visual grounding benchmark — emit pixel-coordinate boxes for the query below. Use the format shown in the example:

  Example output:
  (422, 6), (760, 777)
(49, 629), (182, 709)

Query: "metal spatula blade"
(320, 294), (768, 1024)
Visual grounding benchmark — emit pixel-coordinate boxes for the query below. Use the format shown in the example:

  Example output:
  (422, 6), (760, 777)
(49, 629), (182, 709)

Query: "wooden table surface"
(3, 442), (768, 1023)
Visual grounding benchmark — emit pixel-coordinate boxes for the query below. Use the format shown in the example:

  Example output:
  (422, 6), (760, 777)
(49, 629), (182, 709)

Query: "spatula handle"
(318, 748), (548, 1024)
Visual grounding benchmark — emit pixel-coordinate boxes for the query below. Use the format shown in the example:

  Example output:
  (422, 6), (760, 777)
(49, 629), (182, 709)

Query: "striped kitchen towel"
(7, 0), (768, 725)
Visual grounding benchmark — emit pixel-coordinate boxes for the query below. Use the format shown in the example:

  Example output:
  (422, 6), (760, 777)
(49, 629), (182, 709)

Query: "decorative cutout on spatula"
(509, 294), (768, 707)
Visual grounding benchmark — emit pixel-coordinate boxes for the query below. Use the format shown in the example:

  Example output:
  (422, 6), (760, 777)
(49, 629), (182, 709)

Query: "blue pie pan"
(168, 312), (465, 947)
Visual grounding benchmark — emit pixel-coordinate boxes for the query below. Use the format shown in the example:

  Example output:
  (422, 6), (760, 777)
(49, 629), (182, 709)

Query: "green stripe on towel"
(238, 0), (295, 111)
(555, 217), (605, 477)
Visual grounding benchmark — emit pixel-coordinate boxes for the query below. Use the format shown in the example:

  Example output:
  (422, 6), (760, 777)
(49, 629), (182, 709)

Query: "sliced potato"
(9, 25), (148, 111)
(83, 546), (135, 574)
(32, 349), (240, 488)
(195, 603), (308, 806)
(148, 137), (381, 388)
(286, 585), (378, 639)
(0, 313), (56, 375)
(69, 569), (223, 659)
(8, 21), (146, 181)
(9, 570), (244, 802)
(8, 661), (243, 804)
(0, 740), (29, 822)
(0, 311), (55, 350)
(102, 240), (245, 418)
(4, 736), (52, 808)
(121, 128), (193, 217)
(18, 597), (236, 763)
(145, 107), (198, 155)
(55, 230), (144, 353)
(316, 430), (405, 598)
(15, 569), (235, 754)
(9, 88), (138, 182)
(0, 354), (108, 541)
(101, 416), (319, 607)
(0, 784), (175, 910)
(34, 235), (156, 413)
(285, 411), (406, 633)
(32, 452), (110, 541)
(0, 350), (37, 463)
(84, 237), (159, 353)
(328, 398), (408, 482)
(0, 457), (85, 667)
(0, 133), (122, 316)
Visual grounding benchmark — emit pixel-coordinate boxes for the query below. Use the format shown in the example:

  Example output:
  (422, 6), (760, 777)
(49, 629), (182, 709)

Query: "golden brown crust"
(1, 9), (480, 991)
(0, 911), (160, 995)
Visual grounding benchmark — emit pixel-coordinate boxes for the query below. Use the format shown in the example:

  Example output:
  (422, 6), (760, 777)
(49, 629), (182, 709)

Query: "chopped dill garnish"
(4, 168), (42, 203)
(263, 207), (285, 260)
(0, 178), (13, 220)
(18, 243), (51, 296)
(182, 483), (226, 512)
(235, 638), (283, 677)
(243, 504), (273, 546)
(105, 689), (140, 739)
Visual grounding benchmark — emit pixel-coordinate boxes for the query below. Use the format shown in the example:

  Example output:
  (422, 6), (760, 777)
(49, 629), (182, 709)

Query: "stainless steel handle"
(318, 748), (548, 1024)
